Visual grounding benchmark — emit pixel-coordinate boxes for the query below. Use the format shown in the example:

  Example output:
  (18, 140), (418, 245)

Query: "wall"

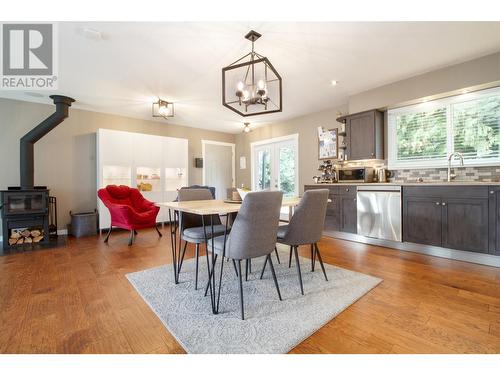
(0, 98), (235, 231)
(235, 105), (348, 192)
(348, 52), (500, 114)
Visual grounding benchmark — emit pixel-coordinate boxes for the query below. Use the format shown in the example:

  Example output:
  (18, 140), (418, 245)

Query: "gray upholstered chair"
(177, 188), (228, 289)
(207, 190), (284, 320)
(261, 189), (329, 295)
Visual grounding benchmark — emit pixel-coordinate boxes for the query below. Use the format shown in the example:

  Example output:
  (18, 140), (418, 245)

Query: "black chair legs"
(288, 246), (293, 268)
(274, 246), (281, 264)
(104, 226), (112, 243)
(267, 254), (282, 301)
(128, 230), (134, 246)
(194, 244), (200, 290)
(237, 260), (244, 320)
(259, 255), (269, 280)
(314, 243), (328, 281)
(293, 246), (304, 295)
(310, 244), (315, 272)
(155, 225), (163, 237)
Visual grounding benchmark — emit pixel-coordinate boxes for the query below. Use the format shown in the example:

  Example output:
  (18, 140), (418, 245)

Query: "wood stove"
(1, 188), (50, 249)
(0, 94), (74, 253)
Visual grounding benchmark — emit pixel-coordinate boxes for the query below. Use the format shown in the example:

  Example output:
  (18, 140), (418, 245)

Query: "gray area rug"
(126, 248), (382, 354)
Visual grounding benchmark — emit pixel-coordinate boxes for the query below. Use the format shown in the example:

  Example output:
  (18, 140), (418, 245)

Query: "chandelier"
(222, 30), (282, 117)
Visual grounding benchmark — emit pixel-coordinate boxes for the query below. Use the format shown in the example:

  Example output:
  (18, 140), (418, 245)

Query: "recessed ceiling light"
(331, 80), (338, 86)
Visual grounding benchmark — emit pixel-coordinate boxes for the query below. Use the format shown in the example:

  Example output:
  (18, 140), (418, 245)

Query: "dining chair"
(207, 190), (284, 320)
(176, 188), (228, 289)
(260, 189), (329, 295)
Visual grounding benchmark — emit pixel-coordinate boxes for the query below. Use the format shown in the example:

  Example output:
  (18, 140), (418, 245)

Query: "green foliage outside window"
(395, 93), (500, 163)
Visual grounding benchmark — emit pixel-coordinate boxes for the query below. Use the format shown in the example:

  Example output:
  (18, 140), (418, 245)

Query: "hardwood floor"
(1, 227), (500, 354)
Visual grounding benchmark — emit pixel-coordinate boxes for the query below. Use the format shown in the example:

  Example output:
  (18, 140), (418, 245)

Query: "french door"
(252, 135), (298, 198)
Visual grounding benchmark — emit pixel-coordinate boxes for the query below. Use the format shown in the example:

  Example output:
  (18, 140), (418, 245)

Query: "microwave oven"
(338, 167), (374, 183)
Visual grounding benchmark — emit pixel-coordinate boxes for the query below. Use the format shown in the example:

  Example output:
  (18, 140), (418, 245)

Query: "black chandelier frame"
(222, 30), (283, 117)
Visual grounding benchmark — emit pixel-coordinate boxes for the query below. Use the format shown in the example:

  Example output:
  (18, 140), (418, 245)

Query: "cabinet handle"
(354, 198), (357, 202)
(345, 188), (349, 192)
(371, 153), (375, 157)
(491, 191), (495, 194)
(435, 202), (440, 205)
(442, 202), (446, 206)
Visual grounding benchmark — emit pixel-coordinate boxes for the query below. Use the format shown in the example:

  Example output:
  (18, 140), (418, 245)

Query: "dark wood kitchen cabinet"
(339, 195), (357, 233)
(304, 184), (357, 234)
(339, 185), (357, 233)
(488, 187), (500, 256)
(338, 109), (384, 161)
(325, 195), (340, 232)
(403, 186), (490, 253)
(442, 198), (489, 253)
(403, 195), (442, 247)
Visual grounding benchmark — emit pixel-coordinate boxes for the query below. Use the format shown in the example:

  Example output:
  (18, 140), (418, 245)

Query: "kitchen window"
(388, 86), (500, 169)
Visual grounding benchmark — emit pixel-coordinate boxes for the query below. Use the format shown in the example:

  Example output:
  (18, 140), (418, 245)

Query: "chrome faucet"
(447, 152), (464, 182)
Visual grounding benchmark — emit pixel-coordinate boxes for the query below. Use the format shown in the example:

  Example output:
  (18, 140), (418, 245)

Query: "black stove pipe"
(20, 95), (75, 189)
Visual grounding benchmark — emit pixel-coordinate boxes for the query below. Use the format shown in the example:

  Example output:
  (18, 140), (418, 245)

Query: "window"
(388, 87), (500, 169)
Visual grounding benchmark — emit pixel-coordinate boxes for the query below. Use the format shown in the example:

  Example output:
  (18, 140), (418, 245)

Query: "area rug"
(126, 248), (382, 354)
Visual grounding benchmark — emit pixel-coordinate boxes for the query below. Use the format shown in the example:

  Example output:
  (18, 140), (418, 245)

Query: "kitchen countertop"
(307, 181), (500, 186)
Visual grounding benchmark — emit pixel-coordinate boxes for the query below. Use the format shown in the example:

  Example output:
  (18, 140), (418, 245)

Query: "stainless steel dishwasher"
(357, 185), (402, 242)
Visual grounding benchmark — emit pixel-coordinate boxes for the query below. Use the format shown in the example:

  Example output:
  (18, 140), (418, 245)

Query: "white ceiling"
(2, 22), (500, 133)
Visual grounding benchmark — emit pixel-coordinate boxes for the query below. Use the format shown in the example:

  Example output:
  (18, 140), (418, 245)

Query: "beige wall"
(0, 98), (235, 231)
(349, 52), (500, 113)
(235, 105), (348, 192)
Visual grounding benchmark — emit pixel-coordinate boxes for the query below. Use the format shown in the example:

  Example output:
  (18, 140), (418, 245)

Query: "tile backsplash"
(390, 166), (500, 183)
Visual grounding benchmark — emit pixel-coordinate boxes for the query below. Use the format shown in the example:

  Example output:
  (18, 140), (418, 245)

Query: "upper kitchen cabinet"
(338, 110), (384, 161)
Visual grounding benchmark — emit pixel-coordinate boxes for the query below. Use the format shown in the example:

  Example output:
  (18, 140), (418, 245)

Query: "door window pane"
(279, 146), (295, 197)
(257, 149), (271, 190)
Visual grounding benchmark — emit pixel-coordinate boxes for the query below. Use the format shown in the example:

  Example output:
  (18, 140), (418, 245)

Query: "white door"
(252, 136), (298, 198)
(202, 141), (235, 200)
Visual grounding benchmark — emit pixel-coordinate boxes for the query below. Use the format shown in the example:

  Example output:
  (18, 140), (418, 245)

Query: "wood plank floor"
(1, 227), (500, 354)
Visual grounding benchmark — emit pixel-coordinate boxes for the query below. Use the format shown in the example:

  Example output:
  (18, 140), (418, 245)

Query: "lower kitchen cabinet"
(325, 195), (340, 232)
(340, 195), (357, 233)
(403, 186), (490, 254)
(304, 184), (357, 234)
(488, 187), (500, 256)
(403, 196), (442, 247)
(442, 198), (489, 253)
(306, 184), (498, 256)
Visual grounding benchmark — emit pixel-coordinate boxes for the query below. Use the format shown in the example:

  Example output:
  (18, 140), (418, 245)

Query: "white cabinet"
(97, 129), (188, 230)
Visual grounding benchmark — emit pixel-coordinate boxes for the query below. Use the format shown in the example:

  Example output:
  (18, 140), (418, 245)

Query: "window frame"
(388, 86), (500, 169)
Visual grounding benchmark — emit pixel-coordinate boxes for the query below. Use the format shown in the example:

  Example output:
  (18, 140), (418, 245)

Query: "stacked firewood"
(8, 229), (44, 246)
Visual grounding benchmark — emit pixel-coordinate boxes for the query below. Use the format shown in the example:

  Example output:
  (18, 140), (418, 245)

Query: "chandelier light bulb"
(237, 81), (244, 91)
(158, 105), (168, 115)
(243, 90), (250, 100)
(257, 80), (265, 89)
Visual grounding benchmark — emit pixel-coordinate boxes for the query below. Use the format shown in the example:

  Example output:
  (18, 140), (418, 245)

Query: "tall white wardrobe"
(96, 128), (188, 231)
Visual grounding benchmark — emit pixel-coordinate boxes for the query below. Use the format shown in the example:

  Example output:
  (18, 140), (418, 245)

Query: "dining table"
(156, 196), (302, 315)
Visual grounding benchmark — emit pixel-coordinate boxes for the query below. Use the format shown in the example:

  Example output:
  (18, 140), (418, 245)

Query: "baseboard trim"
(325, 231), (500, 268)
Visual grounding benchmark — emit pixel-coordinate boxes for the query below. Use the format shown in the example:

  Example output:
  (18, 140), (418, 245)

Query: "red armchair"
(98, 185), (162, 245)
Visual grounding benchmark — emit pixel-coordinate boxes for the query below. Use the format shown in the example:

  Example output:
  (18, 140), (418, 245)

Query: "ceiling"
(2, 22), (500, 133)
